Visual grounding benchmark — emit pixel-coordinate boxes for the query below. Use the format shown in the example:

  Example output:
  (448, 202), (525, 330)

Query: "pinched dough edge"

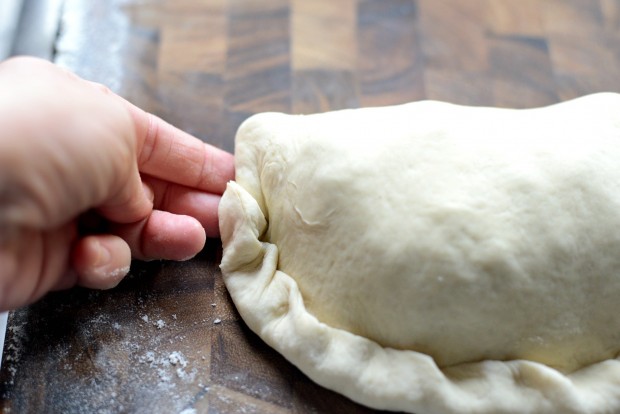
(220, 180), (620, 414)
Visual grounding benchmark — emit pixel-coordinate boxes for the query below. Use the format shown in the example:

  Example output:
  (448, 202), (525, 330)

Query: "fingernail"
(94, 239), (112, 268)
(93, 241), (129, 281)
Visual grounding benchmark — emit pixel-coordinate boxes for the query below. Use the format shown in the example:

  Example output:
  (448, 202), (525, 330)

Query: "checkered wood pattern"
(1, 0), (619, 412)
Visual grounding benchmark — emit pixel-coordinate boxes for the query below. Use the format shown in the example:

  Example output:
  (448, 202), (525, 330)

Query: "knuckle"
(88, 81), (114, 96)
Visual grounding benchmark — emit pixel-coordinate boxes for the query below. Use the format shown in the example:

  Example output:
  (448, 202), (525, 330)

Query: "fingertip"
(214, 149), (236, 192)
(72, 234), (131, 289)
(142, 181), (154, 203)
(162, 214), (206, 261)
(196, 193), (221, 238)
(183, 217), (207, 259)
(140, 212), (206, 261)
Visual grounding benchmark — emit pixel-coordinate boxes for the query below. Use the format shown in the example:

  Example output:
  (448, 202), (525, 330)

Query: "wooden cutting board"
(1, 0), (619, 412)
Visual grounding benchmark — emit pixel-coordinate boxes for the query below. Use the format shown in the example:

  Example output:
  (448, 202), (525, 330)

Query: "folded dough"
(219, 93), (620, 414)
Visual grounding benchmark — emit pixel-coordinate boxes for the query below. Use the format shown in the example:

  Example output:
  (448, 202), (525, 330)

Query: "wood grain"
(292, 0), (356, 71)
(358, 0), (424, 107)
(2, 0), (620, 413)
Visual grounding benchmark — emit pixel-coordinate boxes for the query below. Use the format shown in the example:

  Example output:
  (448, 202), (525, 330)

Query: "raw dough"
(219, 93), (620, 414)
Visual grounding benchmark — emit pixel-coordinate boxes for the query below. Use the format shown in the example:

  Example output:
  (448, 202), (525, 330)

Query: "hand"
(0, 57), (235, 311)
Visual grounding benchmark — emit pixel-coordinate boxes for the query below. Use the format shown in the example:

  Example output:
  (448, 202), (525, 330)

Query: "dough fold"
(219, 94), (620, 414)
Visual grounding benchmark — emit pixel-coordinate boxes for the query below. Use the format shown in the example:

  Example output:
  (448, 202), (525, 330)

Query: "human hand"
(0, 57), (234, 311)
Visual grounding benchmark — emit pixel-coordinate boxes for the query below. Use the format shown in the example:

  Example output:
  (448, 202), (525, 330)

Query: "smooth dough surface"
(219, 93), (620, 414)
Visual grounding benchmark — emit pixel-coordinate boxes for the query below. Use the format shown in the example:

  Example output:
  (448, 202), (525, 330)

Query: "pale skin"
(0, 57), (235, 311)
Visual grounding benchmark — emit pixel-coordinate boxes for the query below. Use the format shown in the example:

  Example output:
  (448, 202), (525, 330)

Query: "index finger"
(126, 101), (234, 194)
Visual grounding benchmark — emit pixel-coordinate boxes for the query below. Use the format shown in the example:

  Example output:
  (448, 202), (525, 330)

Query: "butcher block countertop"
(1, 1), (620, 413)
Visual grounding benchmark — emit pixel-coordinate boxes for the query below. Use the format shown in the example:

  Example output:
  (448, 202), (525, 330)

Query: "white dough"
(219, 93), (620, 414)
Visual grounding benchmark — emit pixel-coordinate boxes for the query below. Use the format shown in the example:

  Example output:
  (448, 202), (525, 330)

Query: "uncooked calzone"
(219, 93), (620, 414)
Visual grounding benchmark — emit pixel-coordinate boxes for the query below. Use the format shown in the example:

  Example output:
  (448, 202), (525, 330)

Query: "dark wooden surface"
(2, 0), (620, 413)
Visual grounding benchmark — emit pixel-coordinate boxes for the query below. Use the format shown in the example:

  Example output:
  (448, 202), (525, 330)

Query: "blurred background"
(0, 0), (62, 61)
(0, 0), (619, 413)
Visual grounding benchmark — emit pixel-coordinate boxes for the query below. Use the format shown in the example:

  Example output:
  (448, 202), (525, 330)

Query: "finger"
(143, 175), (221, 238)
(97, 164), (154, 225)
(51, 269), (78, 292)
(36, 225), (76, 298)
(123, 102), (235, 193)
(0, 224), (74, 311)
(111, 210), (206, 261)
(71, 234), (131, 289)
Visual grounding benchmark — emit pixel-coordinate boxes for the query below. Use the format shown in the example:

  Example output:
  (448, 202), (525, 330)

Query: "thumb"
(71, 234), (132, 289)
(98, 165), (154, 224)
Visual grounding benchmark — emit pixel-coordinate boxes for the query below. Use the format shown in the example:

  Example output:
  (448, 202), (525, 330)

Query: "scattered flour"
(2, 319), (28, 387)
(168, 351), (187, 367)
(139, 349), (197, 386)
(0, 263), (225, 412)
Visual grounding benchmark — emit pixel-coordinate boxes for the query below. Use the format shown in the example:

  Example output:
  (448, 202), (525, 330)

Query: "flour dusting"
(0, 279), (220, 413)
